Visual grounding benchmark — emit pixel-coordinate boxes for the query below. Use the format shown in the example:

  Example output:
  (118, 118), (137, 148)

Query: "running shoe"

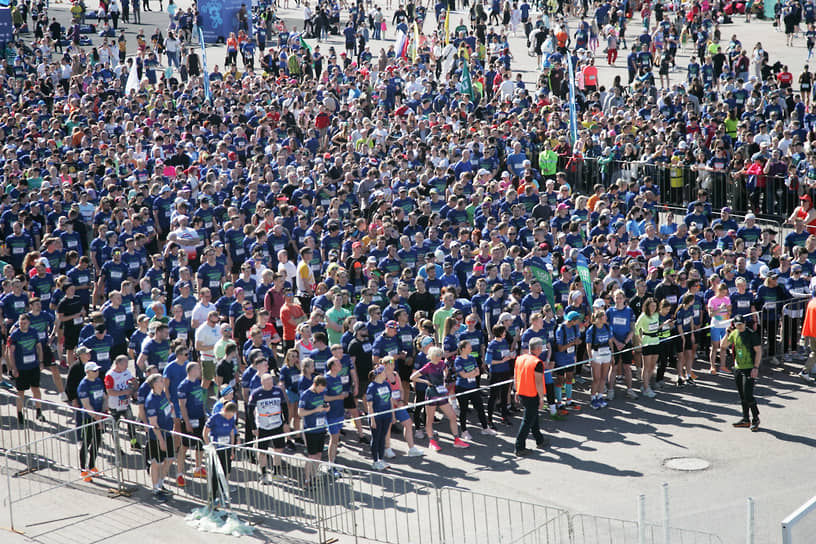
(193, 467), (207, 478)
(153, 489), (168, 502)
(0, 379), (14, 390)
(719, 367), (732, 374)
(176, 475), (186, 487)
(372, 460), (386, 471)
(36, 409), (46, 422)
(331, 469), (343, 479)
(676, 378), (685, 388)
(383, 448), (396, 459)
(607, 389), (615, 401)
(536, 438), (550, 449)
(590, 398), (601, 410)
(461, 430), (473, 441)
(556, 406), (570, 416)
(686, 377), (696, 386)
(81, 470), (91, 482)
(17, 412), (24, 426)
(643, 389), (656, 398)
(406, 446), (424, 457)
(453, 437), (470, 448)
(732, 419), (751, 428)
(625, 389), (639, 400)
(429, 439), (441, 451)
(598, 398), (608, 408)
(549, 412), (567, 421)
(481, 427), (497, 436)
(514, 448), (532, 457)
(414, 429), (425, 440)
(565, 401), (581, 411)
(59, 392), (69, 402)
(709, 367), (718, 375)
(750, 419), (760, 432)
(131, 438), (142, 451)
(90, 467), (100, 475)
(689, 371), (698, 380)
(262, 473), (273, 485)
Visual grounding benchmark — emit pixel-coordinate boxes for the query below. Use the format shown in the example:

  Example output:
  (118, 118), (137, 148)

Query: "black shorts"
(553, 366), (573, 377)
(147, 435), (175, 462)
(41, 344), (56, 367)
(642, 344), (660, 356)
(64, 327), (81, 350)
(343, 394), (357, 410)
(16, 367), (41, 391)
(304, 431), (326, 455)
(681, 333), (694, 350)
(397, 360), (413, 383)
(230, 259), (242, 274)
(613, 342), (633, 365)
(182, 419), (205, 449)
(257, 426), (286, 450)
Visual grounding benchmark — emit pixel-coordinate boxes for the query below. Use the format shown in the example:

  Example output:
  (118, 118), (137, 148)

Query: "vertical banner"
(198, 27), (212, 104)
(566, 52), (578, 145)
(412, 21), (419, 62)
(125, 59), (140, 94)
(444, 9), (450, 45)
(532, 267), (556, 309)
(460, 60), (474, 99)
(576, 254), (593, 307)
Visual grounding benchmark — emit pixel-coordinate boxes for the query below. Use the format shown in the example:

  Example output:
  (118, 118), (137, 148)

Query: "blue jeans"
(514, 394), (543, 450)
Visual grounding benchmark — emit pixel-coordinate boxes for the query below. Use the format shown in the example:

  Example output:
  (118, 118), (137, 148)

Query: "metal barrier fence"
(565, 156), (794, 220)
(781, 495), (816, 544)
(438, 486), (570, 543)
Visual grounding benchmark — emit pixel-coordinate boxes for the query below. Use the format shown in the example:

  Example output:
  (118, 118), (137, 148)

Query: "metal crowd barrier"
(570, 513), (724, 544)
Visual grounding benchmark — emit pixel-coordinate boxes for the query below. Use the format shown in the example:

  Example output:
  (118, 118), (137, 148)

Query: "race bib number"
(163, 404), (172, 417)
(216, 435), (231, 444)
(467, 377), (476, 384)
(190, 419), (200, 429)
(111, 271), (122, 279)
(597, 347), (611, 356)
(12, 246), (23, 254)
(178, 331), (188, 340)
(613, 317), (627, 326)
(92, 389), (104, 400)
(401, 334), (413, 345)
(235, 248), (245, 256)
(340, 375), (349, 384)
(566, 346), (575, 354)
(23, 354), (35, 364)
(185, 311), (192, 319)
(210, 280), (220, 288)
(315, 416), (326, 427)
(98, 352), (109, 361)
(392, 389), (401, 400)
(436, 385), (448, 395)
(74, 317), (83, 325)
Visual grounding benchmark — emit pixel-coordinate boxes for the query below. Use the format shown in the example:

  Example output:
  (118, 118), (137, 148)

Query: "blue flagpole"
(198, 27), (212, 104)
(566, 52), (578, 145)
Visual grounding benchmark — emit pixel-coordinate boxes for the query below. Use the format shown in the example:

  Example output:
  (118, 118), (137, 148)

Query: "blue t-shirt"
(553, 324), (580, 366)
(205, 412), (236, 449)
(77, 376), (105, 421)
(162, 361), (187, 413)
(324, 373), (346, 419)
(9, 328), (40, 370)
(486, 338), (511, 373)
(248, 386), (287, 430)
(606, 306), (635, 342)
(298, 388), (327, 434)
(145, 391), (174, 439)
(365, 380), (392, 417)
(453, 355), (479, 389)
(81, 334), (115, 374)
(177, 377), (207, 421)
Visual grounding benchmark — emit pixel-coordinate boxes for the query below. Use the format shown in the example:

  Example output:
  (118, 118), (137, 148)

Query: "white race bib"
(216, 434), (231, 444)
(613, 317), (627, 326)
(98, 352), (109, 361)
(73, 317), (83, 325)
(235, 248), (245, 256)
(92, 389), (104, 400)
(12, 246), (23, 254)
(210, 280), (220, 288)
(436, 384), (448, 394)
(163, 404), (172, 417)
(23, 354), (35, 364)
(190, 419), (200, 429)
(566, 346), (575, 354)
(340, 375), (349, 384)
(392, 389), (401, 400)
(315, 416), (326, 426)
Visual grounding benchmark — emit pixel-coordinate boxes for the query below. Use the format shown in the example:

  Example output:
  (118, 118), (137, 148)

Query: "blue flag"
(198, 27), (212, 104)
(566, 53), (578, 145)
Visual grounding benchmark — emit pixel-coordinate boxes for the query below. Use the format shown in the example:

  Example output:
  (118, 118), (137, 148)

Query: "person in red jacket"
(799, 291), (816, 382)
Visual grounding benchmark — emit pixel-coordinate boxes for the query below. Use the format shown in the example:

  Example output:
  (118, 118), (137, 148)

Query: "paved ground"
(5, 4), (816, 544)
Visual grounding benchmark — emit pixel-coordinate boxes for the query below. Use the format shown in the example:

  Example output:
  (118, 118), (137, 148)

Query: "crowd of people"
(2, 0), (816, 502)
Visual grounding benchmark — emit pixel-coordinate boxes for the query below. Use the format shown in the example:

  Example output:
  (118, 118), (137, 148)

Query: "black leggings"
(762, 318), (779, 357)
(455, 387), (487, 431)
(487, 371), (511, 424)
(79, 422), (103, 470)
(735, 368), (759, 421)
(413, 386), (426, 429)
(782, 316), (801, 353)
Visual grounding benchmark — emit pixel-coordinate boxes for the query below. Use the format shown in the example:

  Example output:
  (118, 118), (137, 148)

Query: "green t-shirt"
(727, 328), (759, 370)
(326, 306), (351, 346)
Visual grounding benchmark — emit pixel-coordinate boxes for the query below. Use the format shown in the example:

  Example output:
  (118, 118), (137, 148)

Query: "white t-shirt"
(195, 323), (221, 359)
(105, 368), (134, 411)
(191, 302), (216, 329)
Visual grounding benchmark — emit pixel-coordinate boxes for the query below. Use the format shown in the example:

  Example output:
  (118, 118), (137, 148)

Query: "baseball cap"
(220, 384), (234, 397)
(564, 310), (581, 322)
(420, 336), (435, 347)
(84, 362), (101, 372)
(385, 320), (398, 329)
(353, 322), (367, 334)
(498, 312), (513, 323)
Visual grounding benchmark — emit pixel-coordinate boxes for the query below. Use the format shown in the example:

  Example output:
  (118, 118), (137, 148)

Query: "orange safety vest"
(514, 354), (543, 397)
(802, 298), (816, 338)
(583, 65), (598, 87)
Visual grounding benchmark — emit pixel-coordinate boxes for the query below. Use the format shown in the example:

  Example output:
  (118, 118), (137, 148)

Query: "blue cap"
(220, 384), (234, 397)
(564, 310), (581, 323)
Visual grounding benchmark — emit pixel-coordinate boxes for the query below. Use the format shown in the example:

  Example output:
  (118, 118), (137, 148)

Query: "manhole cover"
(664, 457), (710, 471)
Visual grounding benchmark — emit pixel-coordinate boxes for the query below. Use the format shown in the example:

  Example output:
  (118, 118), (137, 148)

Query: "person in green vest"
(538, 140), (558, 178)
(725, 315), (761, 432)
